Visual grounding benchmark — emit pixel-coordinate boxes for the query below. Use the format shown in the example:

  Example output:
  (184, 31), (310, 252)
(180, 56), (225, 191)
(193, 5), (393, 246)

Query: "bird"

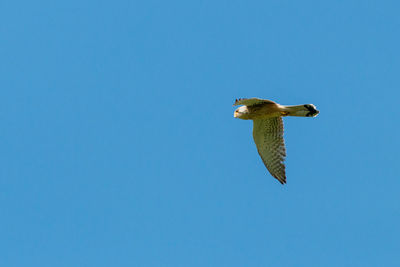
(233, 97), (319, 184)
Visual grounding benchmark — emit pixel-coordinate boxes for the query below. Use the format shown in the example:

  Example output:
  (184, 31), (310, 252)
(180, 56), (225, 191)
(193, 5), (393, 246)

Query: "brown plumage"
(233, 97), (319, 184)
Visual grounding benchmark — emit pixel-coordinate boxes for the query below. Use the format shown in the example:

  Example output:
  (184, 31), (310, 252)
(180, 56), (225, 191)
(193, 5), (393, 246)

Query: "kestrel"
(233, 98), (319, 184)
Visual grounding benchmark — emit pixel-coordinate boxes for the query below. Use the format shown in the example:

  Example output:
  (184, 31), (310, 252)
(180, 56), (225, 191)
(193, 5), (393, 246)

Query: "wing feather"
(233, 98), (276, 107)
(252, 117), (287, 184)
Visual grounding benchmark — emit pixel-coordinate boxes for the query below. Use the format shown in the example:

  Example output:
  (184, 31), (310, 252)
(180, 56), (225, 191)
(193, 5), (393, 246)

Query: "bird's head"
(234, 106), (249, 119)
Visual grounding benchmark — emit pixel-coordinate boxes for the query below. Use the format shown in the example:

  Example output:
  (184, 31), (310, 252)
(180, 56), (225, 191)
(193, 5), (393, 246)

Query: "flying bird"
(233, 98), (319, 184)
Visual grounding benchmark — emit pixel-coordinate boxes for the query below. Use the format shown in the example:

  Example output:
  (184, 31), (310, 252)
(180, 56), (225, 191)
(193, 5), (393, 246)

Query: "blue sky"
(1, 0), (399, 266)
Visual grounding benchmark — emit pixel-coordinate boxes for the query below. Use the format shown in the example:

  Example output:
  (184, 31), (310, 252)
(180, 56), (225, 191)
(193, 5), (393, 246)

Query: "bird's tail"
(282, 104), (319, 117)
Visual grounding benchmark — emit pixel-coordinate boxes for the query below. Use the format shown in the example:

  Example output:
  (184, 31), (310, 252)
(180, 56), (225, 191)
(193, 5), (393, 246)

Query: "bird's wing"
(233, 98), (276, 106)
(252, 117), (287, 184)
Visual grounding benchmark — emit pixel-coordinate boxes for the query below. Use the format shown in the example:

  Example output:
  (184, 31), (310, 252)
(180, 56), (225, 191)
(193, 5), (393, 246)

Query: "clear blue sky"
(1, 0), (399, 266)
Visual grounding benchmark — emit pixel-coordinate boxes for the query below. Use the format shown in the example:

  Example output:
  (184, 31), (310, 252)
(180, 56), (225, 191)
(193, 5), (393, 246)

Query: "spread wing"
(252, 117), (287, 184)
(233, 98), (276, 107)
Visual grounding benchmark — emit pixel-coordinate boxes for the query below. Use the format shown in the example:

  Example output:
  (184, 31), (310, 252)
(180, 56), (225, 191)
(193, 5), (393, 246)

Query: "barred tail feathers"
(283, 104), (319, 117)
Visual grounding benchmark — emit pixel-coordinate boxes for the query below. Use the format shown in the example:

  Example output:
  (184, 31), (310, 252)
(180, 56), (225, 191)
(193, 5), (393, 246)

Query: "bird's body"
(233, 98), (319, 184)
